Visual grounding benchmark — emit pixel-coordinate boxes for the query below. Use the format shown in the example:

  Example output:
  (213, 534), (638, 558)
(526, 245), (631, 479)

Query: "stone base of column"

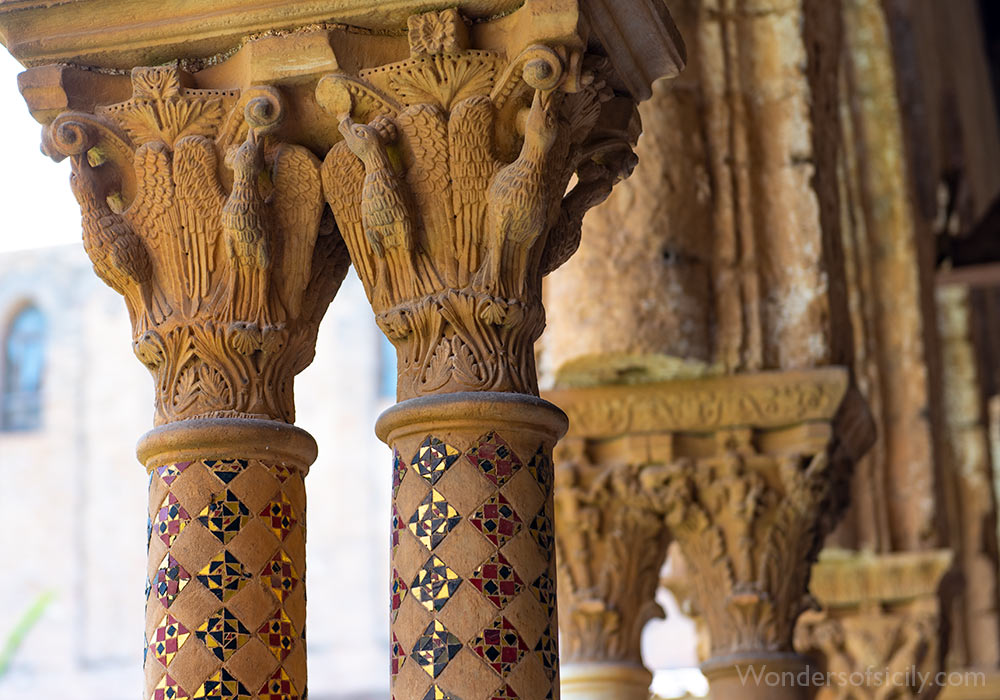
(560, 662), (652, 700)
(795, 549), (953, 700)
(136, 418), (316, 700)
(702, 652), (813, 700)
(376, 393), (568, 700)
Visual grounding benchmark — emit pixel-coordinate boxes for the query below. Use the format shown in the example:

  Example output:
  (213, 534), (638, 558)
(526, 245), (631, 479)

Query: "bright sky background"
(0, 50), (80, 254)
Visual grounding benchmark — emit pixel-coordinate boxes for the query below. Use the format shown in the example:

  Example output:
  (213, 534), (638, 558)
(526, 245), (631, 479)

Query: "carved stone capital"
(553, 437), (671, 667)
(319, 9), (643, 400)
(794, 550), (953, 700)
(43, 65), (350, 424)
(552, 369), (872, 668)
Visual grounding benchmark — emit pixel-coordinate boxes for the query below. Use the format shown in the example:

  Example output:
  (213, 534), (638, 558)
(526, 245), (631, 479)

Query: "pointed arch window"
(2, 305), (46, 431)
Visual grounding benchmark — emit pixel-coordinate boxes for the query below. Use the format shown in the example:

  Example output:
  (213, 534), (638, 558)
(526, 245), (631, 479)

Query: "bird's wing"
(127, 141), (174, 248)
(448, 95), (499, 280)
(397, 104), (450, 279)
(322, 141), (374, 293)
(173, 135), (226, 246)
(269, 143), (324, 319)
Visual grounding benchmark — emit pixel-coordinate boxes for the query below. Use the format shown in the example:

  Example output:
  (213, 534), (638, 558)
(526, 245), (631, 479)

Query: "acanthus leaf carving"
(47, 64), (350, 425)
(318, 18), (641, 400)
(554, 441), (672, 665)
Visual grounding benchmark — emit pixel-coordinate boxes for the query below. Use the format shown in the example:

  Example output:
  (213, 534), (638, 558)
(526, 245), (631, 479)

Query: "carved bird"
(338, 115), (418, 309)
(449, 95), (501, 283)
(173, 135), (226, 311)
(221, 128), (271, 326)
(268, 143), (324, 321)
(475, 91), (559, 301)
(70, 155), (162, 333)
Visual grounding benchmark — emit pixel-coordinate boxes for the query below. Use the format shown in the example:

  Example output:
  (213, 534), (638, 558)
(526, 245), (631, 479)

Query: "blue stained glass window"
(2, 305), (46, 431)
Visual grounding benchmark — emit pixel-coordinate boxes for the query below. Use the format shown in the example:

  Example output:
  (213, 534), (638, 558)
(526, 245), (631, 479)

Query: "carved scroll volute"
(317, 9), (641, 401)
(44, 65), (350, 425)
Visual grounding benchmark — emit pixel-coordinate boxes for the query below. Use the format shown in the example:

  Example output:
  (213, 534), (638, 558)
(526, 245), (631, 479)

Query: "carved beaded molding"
(40, 8), (643, 418)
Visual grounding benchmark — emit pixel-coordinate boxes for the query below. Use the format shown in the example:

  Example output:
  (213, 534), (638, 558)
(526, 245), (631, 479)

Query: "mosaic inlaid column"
(138, 420), (314, 699)
(315, 8), (682, 700)
(378, 394), (566, 700)
(35, 64), (349, 700)
(0, 2), (681, 697)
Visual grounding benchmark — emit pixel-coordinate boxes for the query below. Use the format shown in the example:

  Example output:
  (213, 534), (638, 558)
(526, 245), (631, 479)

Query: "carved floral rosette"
(318, 9), (641, 400)
(43, 65), (350, 425)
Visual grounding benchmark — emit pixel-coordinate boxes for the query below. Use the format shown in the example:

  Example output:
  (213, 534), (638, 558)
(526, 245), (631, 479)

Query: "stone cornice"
(0, 0), (683, 99)
(544, 367), (850, 439)
(807, 549), (953, 608)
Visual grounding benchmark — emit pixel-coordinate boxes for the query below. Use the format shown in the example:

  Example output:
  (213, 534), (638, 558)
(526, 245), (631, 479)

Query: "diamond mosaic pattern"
(470, 552), (523, 610)
(411, 620), (462, 678)
(197, 551), (251, 603)
(466, 432), (522, 488)
(528, 570), (556, 617)
(153, 493), (190, 547)
(391, 503), (404, 553)
(421, 686), (462, 700)
(391, 568), (408, 620)
(258, 609), (297, 662)
(535, 624), (558, 682)
(408, 488), (461, 550)
(410, 555), (462, 612)
(154, 461), (191, 487)
(391, 631), (407, 678)
(412, 436), (461, 485)
(259, 492), (298, 541)
(526, 447), (553, 496)
(148, 613), (190, 667)
(261, 549), (298, 602)
(205, 458), (248, 485)
(152, 554), (191, 608)
(196, 608), (250, 662)
(471, 615), (528, 675)
(528, 509), (553, 553)
(259, 668), (298, 700)
(273, 464), (295, 484)
(469, 493), (522, 548)
(193, 668), (251, 699)
(392, 448), (406, 498)
(490, 683), (520, 700)
(197, 489), (251, 545)
(151, 673), (189, 700)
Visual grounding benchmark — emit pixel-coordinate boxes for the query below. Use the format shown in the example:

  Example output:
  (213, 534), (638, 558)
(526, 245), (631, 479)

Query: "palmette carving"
(553, 445), (671, 664)
(319, 30), (639, 400)
(46, 65), (349, 424)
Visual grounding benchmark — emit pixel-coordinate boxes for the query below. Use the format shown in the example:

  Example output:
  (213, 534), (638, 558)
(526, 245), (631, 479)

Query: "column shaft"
(139, 420), (314, 699)
(378, 394), (566, 700)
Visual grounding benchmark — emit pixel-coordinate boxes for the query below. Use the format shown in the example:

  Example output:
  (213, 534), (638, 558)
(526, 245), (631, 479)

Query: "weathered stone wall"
(541, 0), (852, 387)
